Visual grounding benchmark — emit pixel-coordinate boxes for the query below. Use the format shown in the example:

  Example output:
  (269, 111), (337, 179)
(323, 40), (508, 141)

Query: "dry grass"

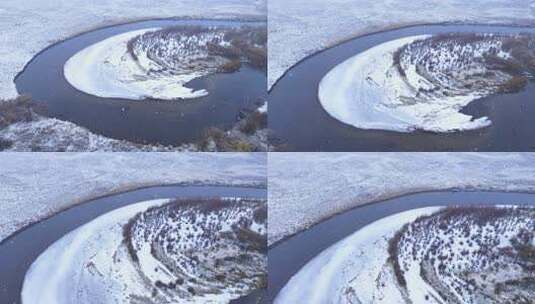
(240, 111), (267, 135)
(0, 95), (46, 128)
(197, 127), (256, 152)
(498, 75), (529, 93)
(218, 59), (242, 73)
(0, 138), (13, 151)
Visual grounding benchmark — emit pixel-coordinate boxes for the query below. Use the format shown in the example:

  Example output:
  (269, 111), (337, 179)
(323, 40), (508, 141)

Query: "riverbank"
(0, 0), (265, 99)
(0, 153), (266, 242)
(268, 0), (535, 89)
(268, 153), (535, 246)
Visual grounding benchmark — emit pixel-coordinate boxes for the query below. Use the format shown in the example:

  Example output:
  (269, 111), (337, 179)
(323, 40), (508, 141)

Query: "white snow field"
(276, 206), (535, 303)
(23, 197), (267, 303)
(318, 36), (445, 132)
(23, 199), (170, 304)
(0, 0), (266, 100)
(0, 152), (266, 242)
(268, 0), (535, 88)
(0, 117), (198, 152)
(268, 153), (535, 246)
(275, 207), (441, 304)
(64, 27), (208, 100)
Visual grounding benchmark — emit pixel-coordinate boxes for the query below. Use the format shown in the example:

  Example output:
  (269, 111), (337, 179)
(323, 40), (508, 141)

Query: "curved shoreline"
(275, 206), (442, 303)
(268, 23), (535, 151)
(317, 31), (531, 133)
(0, 185), (267, 304)
(10, 18), (268, 150)
(268, 21), (535, 92)
(274, 203), (535, 303)
(22, 196), (267, 303)
(62, 23), (266, 101)
(13, 17), (265, 90)
(0, 182), (267, 246)
(268, 191), (535, 302)
(269, 188), (535, 249)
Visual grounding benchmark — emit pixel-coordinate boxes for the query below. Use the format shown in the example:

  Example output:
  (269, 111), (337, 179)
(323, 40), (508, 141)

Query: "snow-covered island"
(319, 33), (535, 132)
(276, 206), (535, 304)
(65, 25), (267, 100)
(23, 197), (267, 303)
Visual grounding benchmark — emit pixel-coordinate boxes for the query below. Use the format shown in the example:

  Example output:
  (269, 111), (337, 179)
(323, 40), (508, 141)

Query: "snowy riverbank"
(318, 33), (533, 133)
(268, 153), (535, 246)
(64, 25), (267, 101)
(269, 0), (535, 89)
(0, 153), (266, 242)
(276, 205), (535, 303)
(0, 0), (265, 99)
(275, 207), (441, 303)
(23, 197), (267, 303)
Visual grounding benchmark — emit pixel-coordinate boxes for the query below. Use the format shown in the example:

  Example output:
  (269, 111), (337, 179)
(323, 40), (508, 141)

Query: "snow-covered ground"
(0, 117), (198, 152)
(64, 27), (209, 100)
(0, 0), (266, 100)
(64, 26), (265, 100)
(0, 0), (266, 151)
(319, 33), (531, 132)
(268, 153), (535, 245)
(0, 152), (266, 242)
(275, 207), (441, 303)
(23, 197), (266, 303)
(275, 206), (535, 303)
(269, 0), (535, 88)
(63, 28), (205, 100)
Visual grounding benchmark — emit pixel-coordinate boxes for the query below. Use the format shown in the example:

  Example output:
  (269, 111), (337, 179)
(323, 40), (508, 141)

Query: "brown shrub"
(0, 138), (13, 151)
(243, 46), (267, 68)
(498, 75), (528, 93)
(387, 225), (408, 287)
(240, 111), (267, 135)
(218, 59), (242, 73)
(0, 95), (46, 128)
(197, 127), (255, 152)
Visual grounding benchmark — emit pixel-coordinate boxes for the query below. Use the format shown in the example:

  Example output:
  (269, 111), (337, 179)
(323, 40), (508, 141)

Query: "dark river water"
(0, 185), (267, 304)
(269, 24), (535, 152)
(15, 19), (266, 146)
(267, 191), (535, 301)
